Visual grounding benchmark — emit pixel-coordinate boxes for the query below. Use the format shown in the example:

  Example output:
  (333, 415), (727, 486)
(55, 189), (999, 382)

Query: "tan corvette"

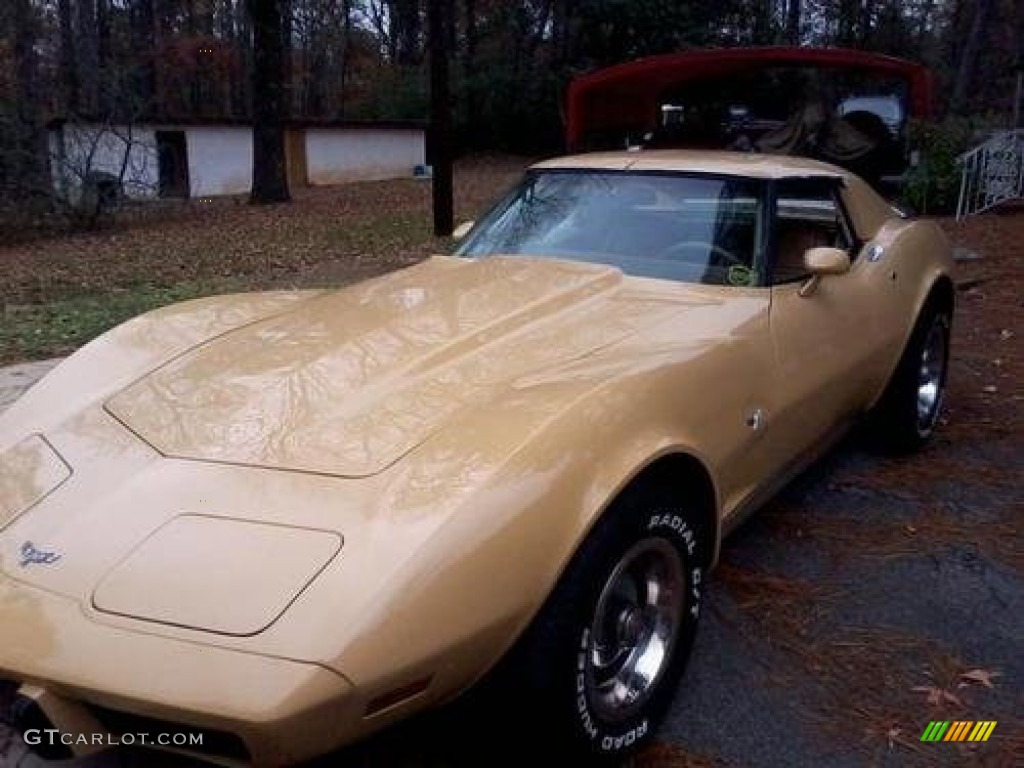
(0, 151), (953, 765)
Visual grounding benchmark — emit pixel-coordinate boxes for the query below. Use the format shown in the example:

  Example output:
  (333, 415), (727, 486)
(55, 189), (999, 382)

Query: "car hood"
(104, 256), (709, 478)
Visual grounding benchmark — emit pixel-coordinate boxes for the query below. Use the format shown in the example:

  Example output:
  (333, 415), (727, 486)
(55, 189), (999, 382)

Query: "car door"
(766, 177), (891, 462)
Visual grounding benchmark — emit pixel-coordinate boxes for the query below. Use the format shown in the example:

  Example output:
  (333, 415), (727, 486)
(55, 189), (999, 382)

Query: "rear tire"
(868, 303), (950, 453)
(511, 484), (708, 762)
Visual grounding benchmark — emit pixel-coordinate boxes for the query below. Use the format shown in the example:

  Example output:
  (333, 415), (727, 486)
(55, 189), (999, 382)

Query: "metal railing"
(956, 130), (1024, 220)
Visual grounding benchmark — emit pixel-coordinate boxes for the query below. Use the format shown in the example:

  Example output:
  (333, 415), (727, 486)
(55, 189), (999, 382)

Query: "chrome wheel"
(585, 538), (685, 722)
(916, 320), (947, 434)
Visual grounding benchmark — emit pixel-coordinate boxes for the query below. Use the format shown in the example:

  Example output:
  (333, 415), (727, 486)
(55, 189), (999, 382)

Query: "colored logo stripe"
(971, 722), (997, 742)
(945, 721), (972, 741)
(921, 721), (997, 742)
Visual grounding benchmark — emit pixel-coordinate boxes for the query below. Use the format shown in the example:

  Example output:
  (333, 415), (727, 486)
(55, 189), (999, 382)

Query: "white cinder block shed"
(48, 120), (426, 202)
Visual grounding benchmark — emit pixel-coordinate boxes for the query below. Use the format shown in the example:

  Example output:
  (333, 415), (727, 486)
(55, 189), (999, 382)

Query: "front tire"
(514, 485), (708, 761)
(869, 303), (951, 453)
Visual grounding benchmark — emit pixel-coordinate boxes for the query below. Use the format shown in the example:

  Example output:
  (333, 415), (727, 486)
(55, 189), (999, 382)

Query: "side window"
(772, 180), (853, 285)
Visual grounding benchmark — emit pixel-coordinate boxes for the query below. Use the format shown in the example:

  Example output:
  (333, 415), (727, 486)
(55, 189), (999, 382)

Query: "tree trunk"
(859, 0), (876, 45)
(219, 0), (238, 117)
(916, 0), (935, 42)
(524, 0), (553, 60)
(786, 0), (801, 44)
(394, 0), (423, 65)
(247, 0), (290, 203)
(340, 0), (353, 116)
(95, 0), (117, 115)
(9, 0), (49, 202)
(305, 41), (323, 117)
(197, 0), (215, 33)
(130, 0), (157, 117)
(153, 0), (174, 118)
(96, 0), (112, 106)
(837, 0), (858, 45)
(461, 0), (479, 139)
(464, 0), (478, 65)
(427, 0), (453, 235)
(280, 0), (293, 114)
(234, 0), (253, 118)
(58, 0), (79, 114)
(77, 0), (99, 114)
(951, 0), (996, 113)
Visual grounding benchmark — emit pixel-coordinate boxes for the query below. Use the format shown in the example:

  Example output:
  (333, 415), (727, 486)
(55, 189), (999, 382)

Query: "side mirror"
(452, 221), (474, 241)
(803, 247), (851, 275)
(799, 247), (850, 297)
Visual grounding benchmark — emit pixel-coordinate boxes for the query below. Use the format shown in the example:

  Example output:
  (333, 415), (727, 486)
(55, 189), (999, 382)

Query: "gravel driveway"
(0, 360), (62, 414)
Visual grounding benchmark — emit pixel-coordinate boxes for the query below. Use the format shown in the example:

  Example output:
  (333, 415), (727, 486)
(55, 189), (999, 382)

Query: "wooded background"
(1, 0), (1021, 209)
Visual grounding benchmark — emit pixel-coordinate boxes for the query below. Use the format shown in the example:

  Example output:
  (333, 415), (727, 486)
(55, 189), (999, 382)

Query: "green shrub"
(900, 118), (975, 215)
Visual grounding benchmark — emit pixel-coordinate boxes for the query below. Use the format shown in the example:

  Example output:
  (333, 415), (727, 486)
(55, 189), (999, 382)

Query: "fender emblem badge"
(18, 541), (62, 568)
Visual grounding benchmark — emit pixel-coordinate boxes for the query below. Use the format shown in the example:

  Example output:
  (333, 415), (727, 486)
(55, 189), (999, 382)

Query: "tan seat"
(774, 223), (830, 283)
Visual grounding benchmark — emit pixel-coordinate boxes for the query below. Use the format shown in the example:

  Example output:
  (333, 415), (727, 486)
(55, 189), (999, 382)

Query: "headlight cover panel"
(92, 515), (342, 636)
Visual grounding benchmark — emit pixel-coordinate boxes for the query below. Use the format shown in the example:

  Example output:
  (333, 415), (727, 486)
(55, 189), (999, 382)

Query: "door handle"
(746, 408), (765, 431)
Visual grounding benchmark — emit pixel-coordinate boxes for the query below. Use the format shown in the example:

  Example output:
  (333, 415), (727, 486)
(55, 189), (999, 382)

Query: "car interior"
(773, 185), (853, 284)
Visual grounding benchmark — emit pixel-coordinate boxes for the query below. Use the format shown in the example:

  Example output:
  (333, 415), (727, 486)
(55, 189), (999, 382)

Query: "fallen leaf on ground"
(959, 668), (1001, 688)
(911, 685), (963, 707)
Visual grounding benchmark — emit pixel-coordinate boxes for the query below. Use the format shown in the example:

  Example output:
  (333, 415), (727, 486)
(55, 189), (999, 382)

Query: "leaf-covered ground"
(0, 156), (526, 364)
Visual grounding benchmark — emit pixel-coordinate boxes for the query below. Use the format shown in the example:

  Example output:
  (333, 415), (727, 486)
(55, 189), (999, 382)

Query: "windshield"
(456, 171), (766, 287)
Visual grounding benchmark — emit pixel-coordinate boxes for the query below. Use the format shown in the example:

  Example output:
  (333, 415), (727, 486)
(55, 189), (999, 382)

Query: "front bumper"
(0, 576), (358, 765)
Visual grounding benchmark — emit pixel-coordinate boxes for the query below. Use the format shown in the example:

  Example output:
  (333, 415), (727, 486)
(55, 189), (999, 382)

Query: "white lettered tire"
(512, 482), (708, 761)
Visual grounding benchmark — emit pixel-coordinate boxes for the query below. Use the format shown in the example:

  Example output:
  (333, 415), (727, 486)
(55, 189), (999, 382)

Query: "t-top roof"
(530, 149), (900, 240)
(532, 149), (847, 180)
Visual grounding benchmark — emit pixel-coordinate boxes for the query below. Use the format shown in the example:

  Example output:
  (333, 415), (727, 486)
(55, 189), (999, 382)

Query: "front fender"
(866, 218), (955, 409)
(891, 218), (955, 328)
(318, 368), (722, 708)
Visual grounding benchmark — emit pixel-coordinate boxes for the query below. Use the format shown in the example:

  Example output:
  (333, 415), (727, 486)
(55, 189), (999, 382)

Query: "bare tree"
(340, 0), (353, 115)
(6, 0), (49, 204)
(950, 0), (996, 113)
(58, 0), (80, 113)
(428, 0), (452, 235)
(129, 0), (157, 114)
(50, 120), (160, 228)
(393, 0), (423, 65)
(247, 0), (291, 203)
(786, 0), (801, 44)
(96, 0), (113, 112)
(77, 0), (99, 114)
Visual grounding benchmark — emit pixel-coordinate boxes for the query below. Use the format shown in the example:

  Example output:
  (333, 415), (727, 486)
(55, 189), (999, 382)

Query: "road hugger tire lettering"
(512, 485), (709, 761)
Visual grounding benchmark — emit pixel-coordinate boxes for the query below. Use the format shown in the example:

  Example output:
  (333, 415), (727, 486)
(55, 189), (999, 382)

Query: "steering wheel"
(657, 241), (745, 269)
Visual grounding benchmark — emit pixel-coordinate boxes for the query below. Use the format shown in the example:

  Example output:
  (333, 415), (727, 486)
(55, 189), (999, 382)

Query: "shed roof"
(46, 117), (426, 131)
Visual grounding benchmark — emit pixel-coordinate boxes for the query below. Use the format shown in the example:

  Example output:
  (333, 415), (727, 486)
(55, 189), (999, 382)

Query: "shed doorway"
(157, 130), (190, 198)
